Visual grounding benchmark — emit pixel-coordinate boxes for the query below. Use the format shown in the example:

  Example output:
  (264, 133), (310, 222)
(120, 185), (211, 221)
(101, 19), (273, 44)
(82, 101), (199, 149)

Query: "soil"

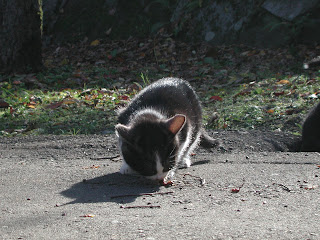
(0, 129), (301, 159)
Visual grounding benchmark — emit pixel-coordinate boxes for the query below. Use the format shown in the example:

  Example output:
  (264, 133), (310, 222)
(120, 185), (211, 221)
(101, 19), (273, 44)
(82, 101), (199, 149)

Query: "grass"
(0, 67), (136, 136)
(202, 73), (320, 134)
(1, 51), (319, 136)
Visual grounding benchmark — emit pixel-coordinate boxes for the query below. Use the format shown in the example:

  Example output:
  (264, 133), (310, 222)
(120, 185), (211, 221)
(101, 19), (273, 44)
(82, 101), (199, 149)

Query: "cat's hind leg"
(178, 130), (201, 168)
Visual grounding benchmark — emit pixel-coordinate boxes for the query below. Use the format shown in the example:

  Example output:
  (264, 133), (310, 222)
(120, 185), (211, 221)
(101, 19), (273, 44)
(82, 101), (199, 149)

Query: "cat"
(301, 101), (320, 152)
(115, 77), (218, 181)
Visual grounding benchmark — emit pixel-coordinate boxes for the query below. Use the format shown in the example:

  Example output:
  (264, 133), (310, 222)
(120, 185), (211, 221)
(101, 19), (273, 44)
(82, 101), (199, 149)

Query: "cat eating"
(115, 77), (218, 182)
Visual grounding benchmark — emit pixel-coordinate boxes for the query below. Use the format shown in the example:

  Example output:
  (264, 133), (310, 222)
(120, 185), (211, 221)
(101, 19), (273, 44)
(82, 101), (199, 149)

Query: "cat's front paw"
(185, 157), (191, 167)
(120, 161), (137, 175)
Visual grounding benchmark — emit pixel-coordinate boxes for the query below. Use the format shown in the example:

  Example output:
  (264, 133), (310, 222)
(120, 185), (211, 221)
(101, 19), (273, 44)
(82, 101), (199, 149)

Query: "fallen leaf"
(234, 90), (251, 98)
(116, 57), (124, 63)
(139, 52), (146, 58)
(73, 71), (82, 78)
(63, 98), (77, 105)
(60, 58), (69, 65)
(285, 109), (294, 115)
(308, 94), (318, 99)
(273, 91), (285, 96)
(276, 80), (290, 85)
(80, 89), (92, 96)
(0, 99), (10, 108)
(46, 101), (63, 109)
(240, 51), (250, 57)
(83, 165), (100, 169)
(118, 95), (129, 100)
(259, 50), (266, 56)
(303, 185), (318, 190)
(90, 40), (100, 46)
(13, 80), (22, 85)
(210, 96), (223, 101)
(80, 214), (95, 218)
(266, 109), (274, 114)
(106, 27), (112, 35)
(27, 103), (36, 109)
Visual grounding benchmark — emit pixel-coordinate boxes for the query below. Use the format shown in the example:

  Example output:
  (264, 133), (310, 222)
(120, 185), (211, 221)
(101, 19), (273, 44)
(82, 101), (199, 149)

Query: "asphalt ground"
(0, 134), (319, 240)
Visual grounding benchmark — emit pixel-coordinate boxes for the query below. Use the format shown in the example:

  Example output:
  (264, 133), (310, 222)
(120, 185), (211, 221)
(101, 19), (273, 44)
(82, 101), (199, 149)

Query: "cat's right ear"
(115, 124), (131, 141)
(166, 114), (186, 135)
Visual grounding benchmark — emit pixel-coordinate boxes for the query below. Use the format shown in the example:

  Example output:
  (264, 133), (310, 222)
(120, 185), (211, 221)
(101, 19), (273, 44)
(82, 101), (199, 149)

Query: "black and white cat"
(115, 77), (218, 181)
(301, 101), (320, 152)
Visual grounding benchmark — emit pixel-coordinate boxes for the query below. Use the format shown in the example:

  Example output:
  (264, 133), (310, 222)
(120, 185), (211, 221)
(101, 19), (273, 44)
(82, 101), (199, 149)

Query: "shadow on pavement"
(60, 172), (160, 205)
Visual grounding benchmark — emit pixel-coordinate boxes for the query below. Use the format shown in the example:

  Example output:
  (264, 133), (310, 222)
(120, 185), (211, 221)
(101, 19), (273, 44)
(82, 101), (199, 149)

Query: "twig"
(120, 205), (161, 209)
(183, 173), (206, 185)
(273, 183), (291, 192)
(110, 191), (174, 199)
(90, 155), (120, 160)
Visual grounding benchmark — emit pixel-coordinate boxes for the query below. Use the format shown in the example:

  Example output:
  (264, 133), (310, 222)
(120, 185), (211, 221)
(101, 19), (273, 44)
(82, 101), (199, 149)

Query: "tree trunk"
(0, 0), (42, 73)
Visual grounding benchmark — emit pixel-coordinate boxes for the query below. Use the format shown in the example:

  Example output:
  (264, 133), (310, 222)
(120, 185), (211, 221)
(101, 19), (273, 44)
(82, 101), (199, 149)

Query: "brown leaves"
(266, 109), (274, 114)
(273, 91), (285, 97)
(45, 101), (63, 109)
(0, 99), (9, 108)
(233, 90), (251, 98)
(209, 95), (223, 101)
(276, 79), (290, 85)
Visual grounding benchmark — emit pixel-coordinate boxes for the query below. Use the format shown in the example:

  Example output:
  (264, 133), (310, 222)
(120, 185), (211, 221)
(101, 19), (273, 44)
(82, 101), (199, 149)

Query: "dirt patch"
(208, 130), (301, 153)
(0, 130), (301, 161)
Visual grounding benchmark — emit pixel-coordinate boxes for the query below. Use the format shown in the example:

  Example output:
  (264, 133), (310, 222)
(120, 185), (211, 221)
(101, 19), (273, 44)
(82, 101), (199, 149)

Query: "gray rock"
(262, 0), (320, 21)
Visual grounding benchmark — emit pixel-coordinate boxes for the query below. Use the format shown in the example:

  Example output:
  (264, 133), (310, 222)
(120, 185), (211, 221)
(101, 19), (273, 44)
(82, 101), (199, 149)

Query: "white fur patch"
(147, 153), (168, 181)
(177, 125), (193, 167)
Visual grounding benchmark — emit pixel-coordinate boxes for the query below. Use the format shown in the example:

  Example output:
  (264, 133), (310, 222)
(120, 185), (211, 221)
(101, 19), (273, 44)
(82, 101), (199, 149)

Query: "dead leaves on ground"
(42, 35), (320, 88)
(1, 34), (320, 135)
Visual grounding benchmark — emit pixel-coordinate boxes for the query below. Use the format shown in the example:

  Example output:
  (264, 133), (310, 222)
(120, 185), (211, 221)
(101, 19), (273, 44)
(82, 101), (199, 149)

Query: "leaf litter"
(0, 34), (319, 135)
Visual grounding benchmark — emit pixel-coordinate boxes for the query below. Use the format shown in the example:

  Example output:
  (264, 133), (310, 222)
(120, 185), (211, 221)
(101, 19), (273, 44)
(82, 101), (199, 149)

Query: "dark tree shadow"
(60, 172), (160, 204)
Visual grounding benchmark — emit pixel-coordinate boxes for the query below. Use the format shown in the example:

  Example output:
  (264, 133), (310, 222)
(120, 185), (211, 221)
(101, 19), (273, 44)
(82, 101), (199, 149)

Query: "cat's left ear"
(115, 124), (131, 141)
(166, 114), (186, 135)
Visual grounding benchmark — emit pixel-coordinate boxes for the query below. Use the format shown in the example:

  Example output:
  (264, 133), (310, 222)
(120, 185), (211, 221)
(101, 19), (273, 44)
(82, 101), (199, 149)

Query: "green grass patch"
(0, 67), (137, 136)
(202, 73), (320, 134)
(1, 60), (319, 136)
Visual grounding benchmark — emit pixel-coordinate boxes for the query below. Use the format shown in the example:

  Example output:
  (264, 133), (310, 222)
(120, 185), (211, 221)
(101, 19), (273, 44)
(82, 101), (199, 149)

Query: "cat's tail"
(200, 129), (219, 148)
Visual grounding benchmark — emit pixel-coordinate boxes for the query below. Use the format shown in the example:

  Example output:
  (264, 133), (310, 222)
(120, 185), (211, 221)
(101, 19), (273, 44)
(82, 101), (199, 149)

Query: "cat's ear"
(166, 114), (186, 135)
(115, 124), (131, 141)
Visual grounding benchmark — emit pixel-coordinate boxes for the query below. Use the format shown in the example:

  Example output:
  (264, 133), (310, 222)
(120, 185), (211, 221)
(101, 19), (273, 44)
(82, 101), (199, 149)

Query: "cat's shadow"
(60, 172), (161, 205)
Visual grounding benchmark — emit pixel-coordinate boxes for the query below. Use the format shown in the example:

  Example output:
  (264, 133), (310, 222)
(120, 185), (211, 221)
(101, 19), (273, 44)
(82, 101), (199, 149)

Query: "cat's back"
(138, 77), (194, 98)
(118, 78), (201, 124)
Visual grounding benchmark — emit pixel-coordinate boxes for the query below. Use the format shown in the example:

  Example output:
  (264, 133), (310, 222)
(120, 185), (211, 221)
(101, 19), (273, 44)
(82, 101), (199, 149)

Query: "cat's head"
(116, 114), (186, 180)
